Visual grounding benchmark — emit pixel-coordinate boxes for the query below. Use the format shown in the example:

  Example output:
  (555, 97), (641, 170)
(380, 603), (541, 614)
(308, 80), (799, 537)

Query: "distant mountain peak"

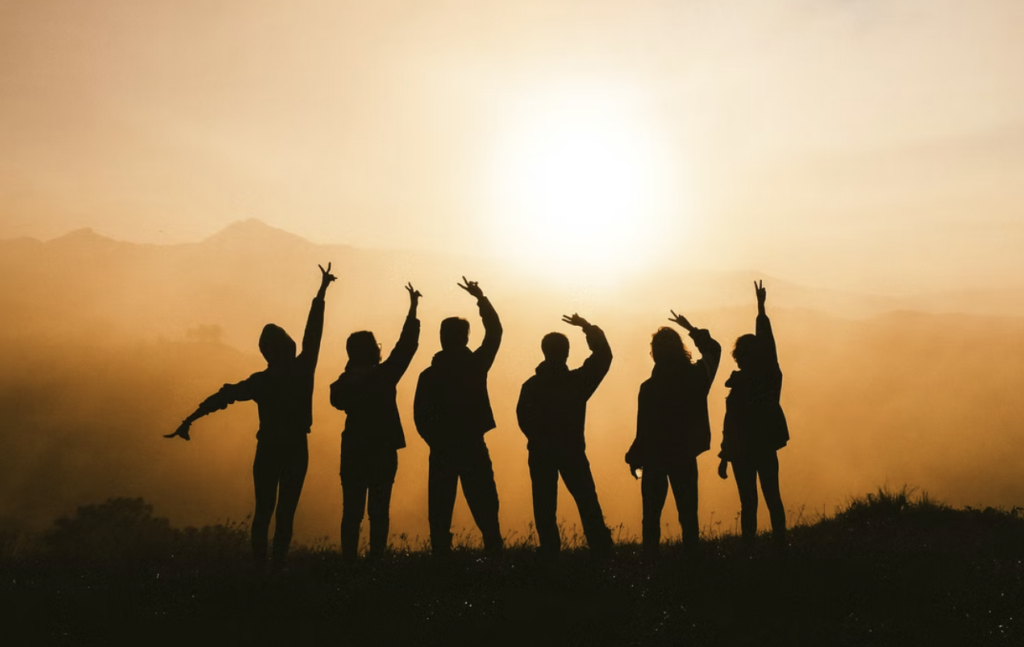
(203, 219), (311, 248)
(48, 227), (118, 246)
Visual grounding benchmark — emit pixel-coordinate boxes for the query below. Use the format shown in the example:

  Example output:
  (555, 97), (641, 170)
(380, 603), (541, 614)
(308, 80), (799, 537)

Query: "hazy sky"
(2, 0), (1023, 291)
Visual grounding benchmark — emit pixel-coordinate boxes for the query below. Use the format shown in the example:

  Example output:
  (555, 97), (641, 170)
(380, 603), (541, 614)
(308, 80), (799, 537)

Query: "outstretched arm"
(459, 276), (502, 370)
(300, 263), (337, 363)
(381, 283), (422, 382)
(754, 280), (779, 367)
(669, 311), (722, 384)
(562, 313), (612, 397)
(164, 379), (255, 441)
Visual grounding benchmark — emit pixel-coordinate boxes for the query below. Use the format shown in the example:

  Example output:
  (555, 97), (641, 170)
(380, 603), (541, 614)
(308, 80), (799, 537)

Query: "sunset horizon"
(2, 1), (1022, 644)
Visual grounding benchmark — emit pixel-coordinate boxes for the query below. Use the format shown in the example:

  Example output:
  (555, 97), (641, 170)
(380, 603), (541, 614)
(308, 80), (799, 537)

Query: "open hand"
(718, 458), (728, 480)
(561, 313), (591, 329)
(405, 282), (422, 303)
(457, 276), (484, 299)
(164, 421), (192, 441)
(319, 263), (337, 287)
(668, 310), (695, 332)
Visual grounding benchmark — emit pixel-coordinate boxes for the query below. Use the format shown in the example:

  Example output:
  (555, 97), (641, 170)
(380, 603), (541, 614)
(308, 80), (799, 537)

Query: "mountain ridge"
(2, 219), (1023, 318)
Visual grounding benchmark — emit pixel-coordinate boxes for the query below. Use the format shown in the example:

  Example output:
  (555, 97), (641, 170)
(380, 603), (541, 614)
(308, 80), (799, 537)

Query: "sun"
(487, 88), (680, 282)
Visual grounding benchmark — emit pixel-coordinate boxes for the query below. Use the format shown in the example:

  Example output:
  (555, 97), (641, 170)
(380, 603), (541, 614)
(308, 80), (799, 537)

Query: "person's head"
(650, 327), (692, 366)
(440, 317), (470, 351)
(732, 334), (761, 370)
(346, 331), (380, 368)
(540, 332), (570, 365)
(259, 324), (296, 367)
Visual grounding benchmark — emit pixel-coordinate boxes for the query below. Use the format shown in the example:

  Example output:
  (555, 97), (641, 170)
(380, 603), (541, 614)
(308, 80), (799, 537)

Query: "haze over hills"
(1, 220), (1022, 545)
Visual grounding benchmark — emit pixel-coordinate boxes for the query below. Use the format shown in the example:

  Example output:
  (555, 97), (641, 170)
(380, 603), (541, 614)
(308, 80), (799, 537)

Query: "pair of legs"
(528, 447), (611, 557)
(641, 456), (699, 555)
(340, 444), (398, 561)
(731, 450), (786, 544)
(428, 436), (502, 554)
(251, 436), (309, 568)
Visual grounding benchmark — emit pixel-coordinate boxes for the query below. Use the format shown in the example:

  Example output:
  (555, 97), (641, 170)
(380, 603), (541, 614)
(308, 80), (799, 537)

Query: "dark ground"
(2, 487), (1022, 646)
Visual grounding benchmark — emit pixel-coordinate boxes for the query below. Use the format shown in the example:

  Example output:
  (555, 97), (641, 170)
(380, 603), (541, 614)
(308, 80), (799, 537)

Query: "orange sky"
(1, 0), (1023, 292)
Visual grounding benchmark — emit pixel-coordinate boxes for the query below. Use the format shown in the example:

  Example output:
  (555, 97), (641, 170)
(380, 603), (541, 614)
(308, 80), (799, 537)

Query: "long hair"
(650, 327), (692, 366)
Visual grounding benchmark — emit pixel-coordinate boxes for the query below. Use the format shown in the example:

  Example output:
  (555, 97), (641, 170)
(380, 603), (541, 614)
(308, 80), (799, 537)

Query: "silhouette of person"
(516, 314), (613, 559)
(329, 283), (421, 561)
(717, 281), (789, 547)
(165, 264), (336, 570)
(413, 277), (503, 555)
(625, 311), (721, 556)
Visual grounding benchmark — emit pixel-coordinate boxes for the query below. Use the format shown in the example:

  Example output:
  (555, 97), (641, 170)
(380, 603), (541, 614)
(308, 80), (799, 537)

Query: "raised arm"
(300, 263), (336, 363)
(754, 280), (779, 367)
(458, 276), (502, 371)
(669, 310), (722, 385)
(562, 313), (612, 398)
(164, 378), (255, 441)
(380, 283), (422, 382)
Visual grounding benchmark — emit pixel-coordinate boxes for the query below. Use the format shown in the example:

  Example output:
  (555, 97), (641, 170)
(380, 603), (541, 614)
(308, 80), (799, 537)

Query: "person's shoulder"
(332, 370), (355, 386)
(246, 369), (267, 382)
(568, 363), (596, 381)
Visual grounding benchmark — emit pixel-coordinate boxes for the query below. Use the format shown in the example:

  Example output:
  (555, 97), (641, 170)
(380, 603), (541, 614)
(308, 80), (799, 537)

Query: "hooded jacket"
(516, 325), (612, 453)
(329, 316), (420, 452)
(719, 313), (789, 460)
(626, 328), (721, 469)
(192, 295), (326, 443)
(413, 297), (501, 447)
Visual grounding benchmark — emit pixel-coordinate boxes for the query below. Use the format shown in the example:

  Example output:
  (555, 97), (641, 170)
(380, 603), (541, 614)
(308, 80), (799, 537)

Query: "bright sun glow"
(488, 87), (681, 282)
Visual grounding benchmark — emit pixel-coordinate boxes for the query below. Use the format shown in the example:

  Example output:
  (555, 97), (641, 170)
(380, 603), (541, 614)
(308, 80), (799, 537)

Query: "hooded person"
(516, 313), (613, 559)
(413, 277), (503, 554)
(329, 283), (421, 561)
(626, 310), (721, 556)
(165, 264), (336, 570)
(717, 281), (789, 547)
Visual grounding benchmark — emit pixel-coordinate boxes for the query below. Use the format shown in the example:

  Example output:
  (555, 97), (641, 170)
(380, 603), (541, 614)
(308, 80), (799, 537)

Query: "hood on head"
(259, 324), (296, 366)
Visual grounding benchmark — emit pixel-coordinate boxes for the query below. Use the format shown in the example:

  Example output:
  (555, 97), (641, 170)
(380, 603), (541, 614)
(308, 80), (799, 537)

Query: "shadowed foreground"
(1, 488), (1022, 646)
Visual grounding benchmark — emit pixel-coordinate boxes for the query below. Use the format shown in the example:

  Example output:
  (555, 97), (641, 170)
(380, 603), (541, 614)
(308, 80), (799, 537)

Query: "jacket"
(329, 316), (420, 451)
(626, 328), (721, 469)
(194, 295), (325, 443)
(719, 313), (789, 460)
(413, 297), (502, 447)
(516, 325), (612, 453)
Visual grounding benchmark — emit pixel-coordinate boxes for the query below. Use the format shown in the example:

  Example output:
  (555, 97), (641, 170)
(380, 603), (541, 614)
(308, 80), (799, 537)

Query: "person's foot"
(641, 544), (660, 563)
(682, 539), (701, 560)
(271, 556), (290, 573)
(588, 536), (613, 562)
(536, 546), (560, 563)
(772, 531), (789, 558)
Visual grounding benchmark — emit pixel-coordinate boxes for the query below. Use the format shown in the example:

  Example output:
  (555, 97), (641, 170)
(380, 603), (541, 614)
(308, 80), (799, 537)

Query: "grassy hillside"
(2, 487), (1022, 646)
